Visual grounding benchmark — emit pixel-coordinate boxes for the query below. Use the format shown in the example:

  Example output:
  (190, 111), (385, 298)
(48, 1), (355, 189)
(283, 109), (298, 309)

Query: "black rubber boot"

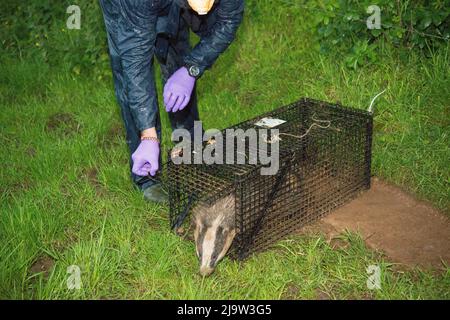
(143, 184), (169, 204)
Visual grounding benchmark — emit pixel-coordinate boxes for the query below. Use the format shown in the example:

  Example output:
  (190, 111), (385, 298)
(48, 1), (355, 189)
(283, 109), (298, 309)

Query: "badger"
(190, 169), (305, 277)
(192, 194), (236, 277)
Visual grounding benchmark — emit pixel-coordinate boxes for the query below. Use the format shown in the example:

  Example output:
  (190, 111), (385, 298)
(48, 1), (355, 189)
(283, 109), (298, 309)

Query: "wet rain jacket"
(100, 0), (244, 132)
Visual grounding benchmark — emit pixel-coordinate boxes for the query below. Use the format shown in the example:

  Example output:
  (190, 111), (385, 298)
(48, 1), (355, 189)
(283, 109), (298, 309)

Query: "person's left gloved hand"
(163, 67), (196, 113)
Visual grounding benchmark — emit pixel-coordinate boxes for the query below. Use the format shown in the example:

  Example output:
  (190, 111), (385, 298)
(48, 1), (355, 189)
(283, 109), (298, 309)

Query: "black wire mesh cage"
(166, 98), (373, 260)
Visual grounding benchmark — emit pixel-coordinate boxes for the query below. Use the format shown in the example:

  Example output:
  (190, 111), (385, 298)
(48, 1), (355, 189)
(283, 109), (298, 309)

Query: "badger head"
(192, 194), (236, 277)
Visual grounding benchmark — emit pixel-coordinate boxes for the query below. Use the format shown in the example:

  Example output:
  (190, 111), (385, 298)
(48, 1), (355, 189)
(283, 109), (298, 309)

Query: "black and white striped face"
(193, 195), (235, 277)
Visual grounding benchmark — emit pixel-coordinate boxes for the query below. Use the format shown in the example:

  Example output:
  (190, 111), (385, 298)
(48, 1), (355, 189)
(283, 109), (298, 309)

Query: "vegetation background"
(0, 0), (449, 299)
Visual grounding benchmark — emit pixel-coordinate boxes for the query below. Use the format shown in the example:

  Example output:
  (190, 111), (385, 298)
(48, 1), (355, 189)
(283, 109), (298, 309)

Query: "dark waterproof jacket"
(102, 0), (244, 132)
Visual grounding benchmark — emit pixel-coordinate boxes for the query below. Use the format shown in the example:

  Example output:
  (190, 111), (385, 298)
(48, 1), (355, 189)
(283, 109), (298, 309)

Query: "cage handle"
(368, 89), (387, 114)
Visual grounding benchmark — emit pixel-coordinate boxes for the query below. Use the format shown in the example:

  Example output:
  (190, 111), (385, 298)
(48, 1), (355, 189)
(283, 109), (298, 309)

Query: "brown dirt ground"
(45, 112), (81, 136)
(29, 255), (55, 277)
(99, 122), (124, 149)
(82, 167), (107, 196)
(311, 178), (450, 269)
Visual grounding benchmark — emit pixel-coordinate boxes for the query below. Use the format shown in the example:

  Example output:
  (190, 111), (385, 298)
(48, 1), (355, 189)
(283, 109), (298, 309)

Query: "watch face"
(189, 65), (200, 77)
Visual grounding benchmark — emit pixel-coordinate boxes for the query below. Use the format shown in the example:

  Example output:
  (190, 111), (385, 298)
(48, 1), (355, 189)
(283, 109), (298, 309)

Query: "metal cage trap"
(163, 98), (373, 260)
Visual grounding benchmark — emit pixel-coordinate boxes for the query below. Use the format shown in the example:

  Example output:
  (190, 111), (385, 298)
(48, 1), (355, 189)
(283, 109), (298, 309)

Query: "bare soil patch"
(315, 289), (332, 300)
(316, 178), (450, 269)
(25, 146), (37, 157)
(1, 178), (33, 197)
(45, 112), (81, 136)
(99, 122), (124, 149)
(82, 167), (107, 196)
(281, 284), (300, 300)
(30, 255), (55, 277)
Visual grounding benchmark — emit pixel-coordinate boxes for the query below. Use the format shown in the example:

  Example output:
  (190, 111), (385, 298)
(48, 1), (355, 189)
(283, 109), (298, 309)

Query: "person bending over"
(99, 0), (244, 202)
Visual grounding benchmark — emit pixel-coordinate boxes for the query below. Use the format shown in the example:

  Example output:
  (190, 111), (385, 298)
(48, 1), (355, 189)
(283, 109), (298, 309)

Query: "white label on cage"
(254, 117), (287, 128)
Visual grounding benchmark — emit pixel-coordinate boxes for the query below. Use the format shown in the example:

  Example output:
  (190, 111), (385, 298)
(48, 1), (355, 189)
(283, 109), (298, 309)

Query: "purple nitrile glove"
(163, 67), (196, 113)
(131, 140), (160, 177)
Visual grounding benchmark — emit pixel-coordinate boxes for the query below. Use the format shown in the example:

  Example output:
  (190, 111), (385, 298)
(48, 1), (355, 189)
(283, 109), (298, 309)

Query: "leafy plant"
(1, 0), (449, 72)
(306, 0), (450, 68)
(0, 1), (110, 78)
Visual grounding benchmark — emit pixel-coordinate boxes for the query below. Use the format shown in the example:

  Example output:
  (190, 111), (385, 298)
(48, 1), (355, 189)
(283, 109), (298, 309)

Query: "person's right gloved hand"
(131, 140), (160, 177)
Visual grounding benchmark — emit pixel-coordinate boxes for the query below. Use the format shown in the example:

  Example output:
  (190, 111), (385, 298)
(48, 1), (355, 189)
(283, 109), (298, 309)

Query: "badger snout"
(199, 266), (215, 277)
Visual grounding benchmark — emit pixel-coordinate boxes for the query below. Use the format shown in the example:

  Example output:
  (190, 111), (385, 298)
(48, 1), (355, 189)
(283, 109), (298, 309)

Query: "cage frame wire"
(164, 98), (373, 260)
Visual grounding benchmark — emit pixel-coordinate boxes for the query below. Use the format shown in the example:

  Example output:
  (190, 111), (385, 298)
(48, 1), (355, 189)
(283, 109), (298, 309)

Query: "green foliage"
(1, 0), (448, 73)
(0, 0), (110, 79)
(307, 0), (450, 68)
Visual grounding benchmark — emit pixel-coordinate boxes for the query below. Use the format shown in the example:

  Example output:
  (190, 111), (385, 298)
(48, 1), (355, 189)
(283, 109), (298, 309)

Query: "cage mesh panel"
(167, 98), (373, 259)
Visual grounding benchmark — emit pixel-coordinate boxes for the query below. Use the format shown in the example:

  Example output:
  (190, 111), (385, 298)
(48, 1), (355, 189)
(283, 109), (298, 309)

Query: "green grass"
(1, 1), (449, 299)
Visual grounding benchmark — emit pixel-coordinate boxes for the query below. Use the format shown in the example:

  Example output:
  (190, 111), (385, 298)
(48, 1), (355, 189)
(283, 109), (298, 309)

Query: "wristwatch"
(186, 64), (201, 78)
